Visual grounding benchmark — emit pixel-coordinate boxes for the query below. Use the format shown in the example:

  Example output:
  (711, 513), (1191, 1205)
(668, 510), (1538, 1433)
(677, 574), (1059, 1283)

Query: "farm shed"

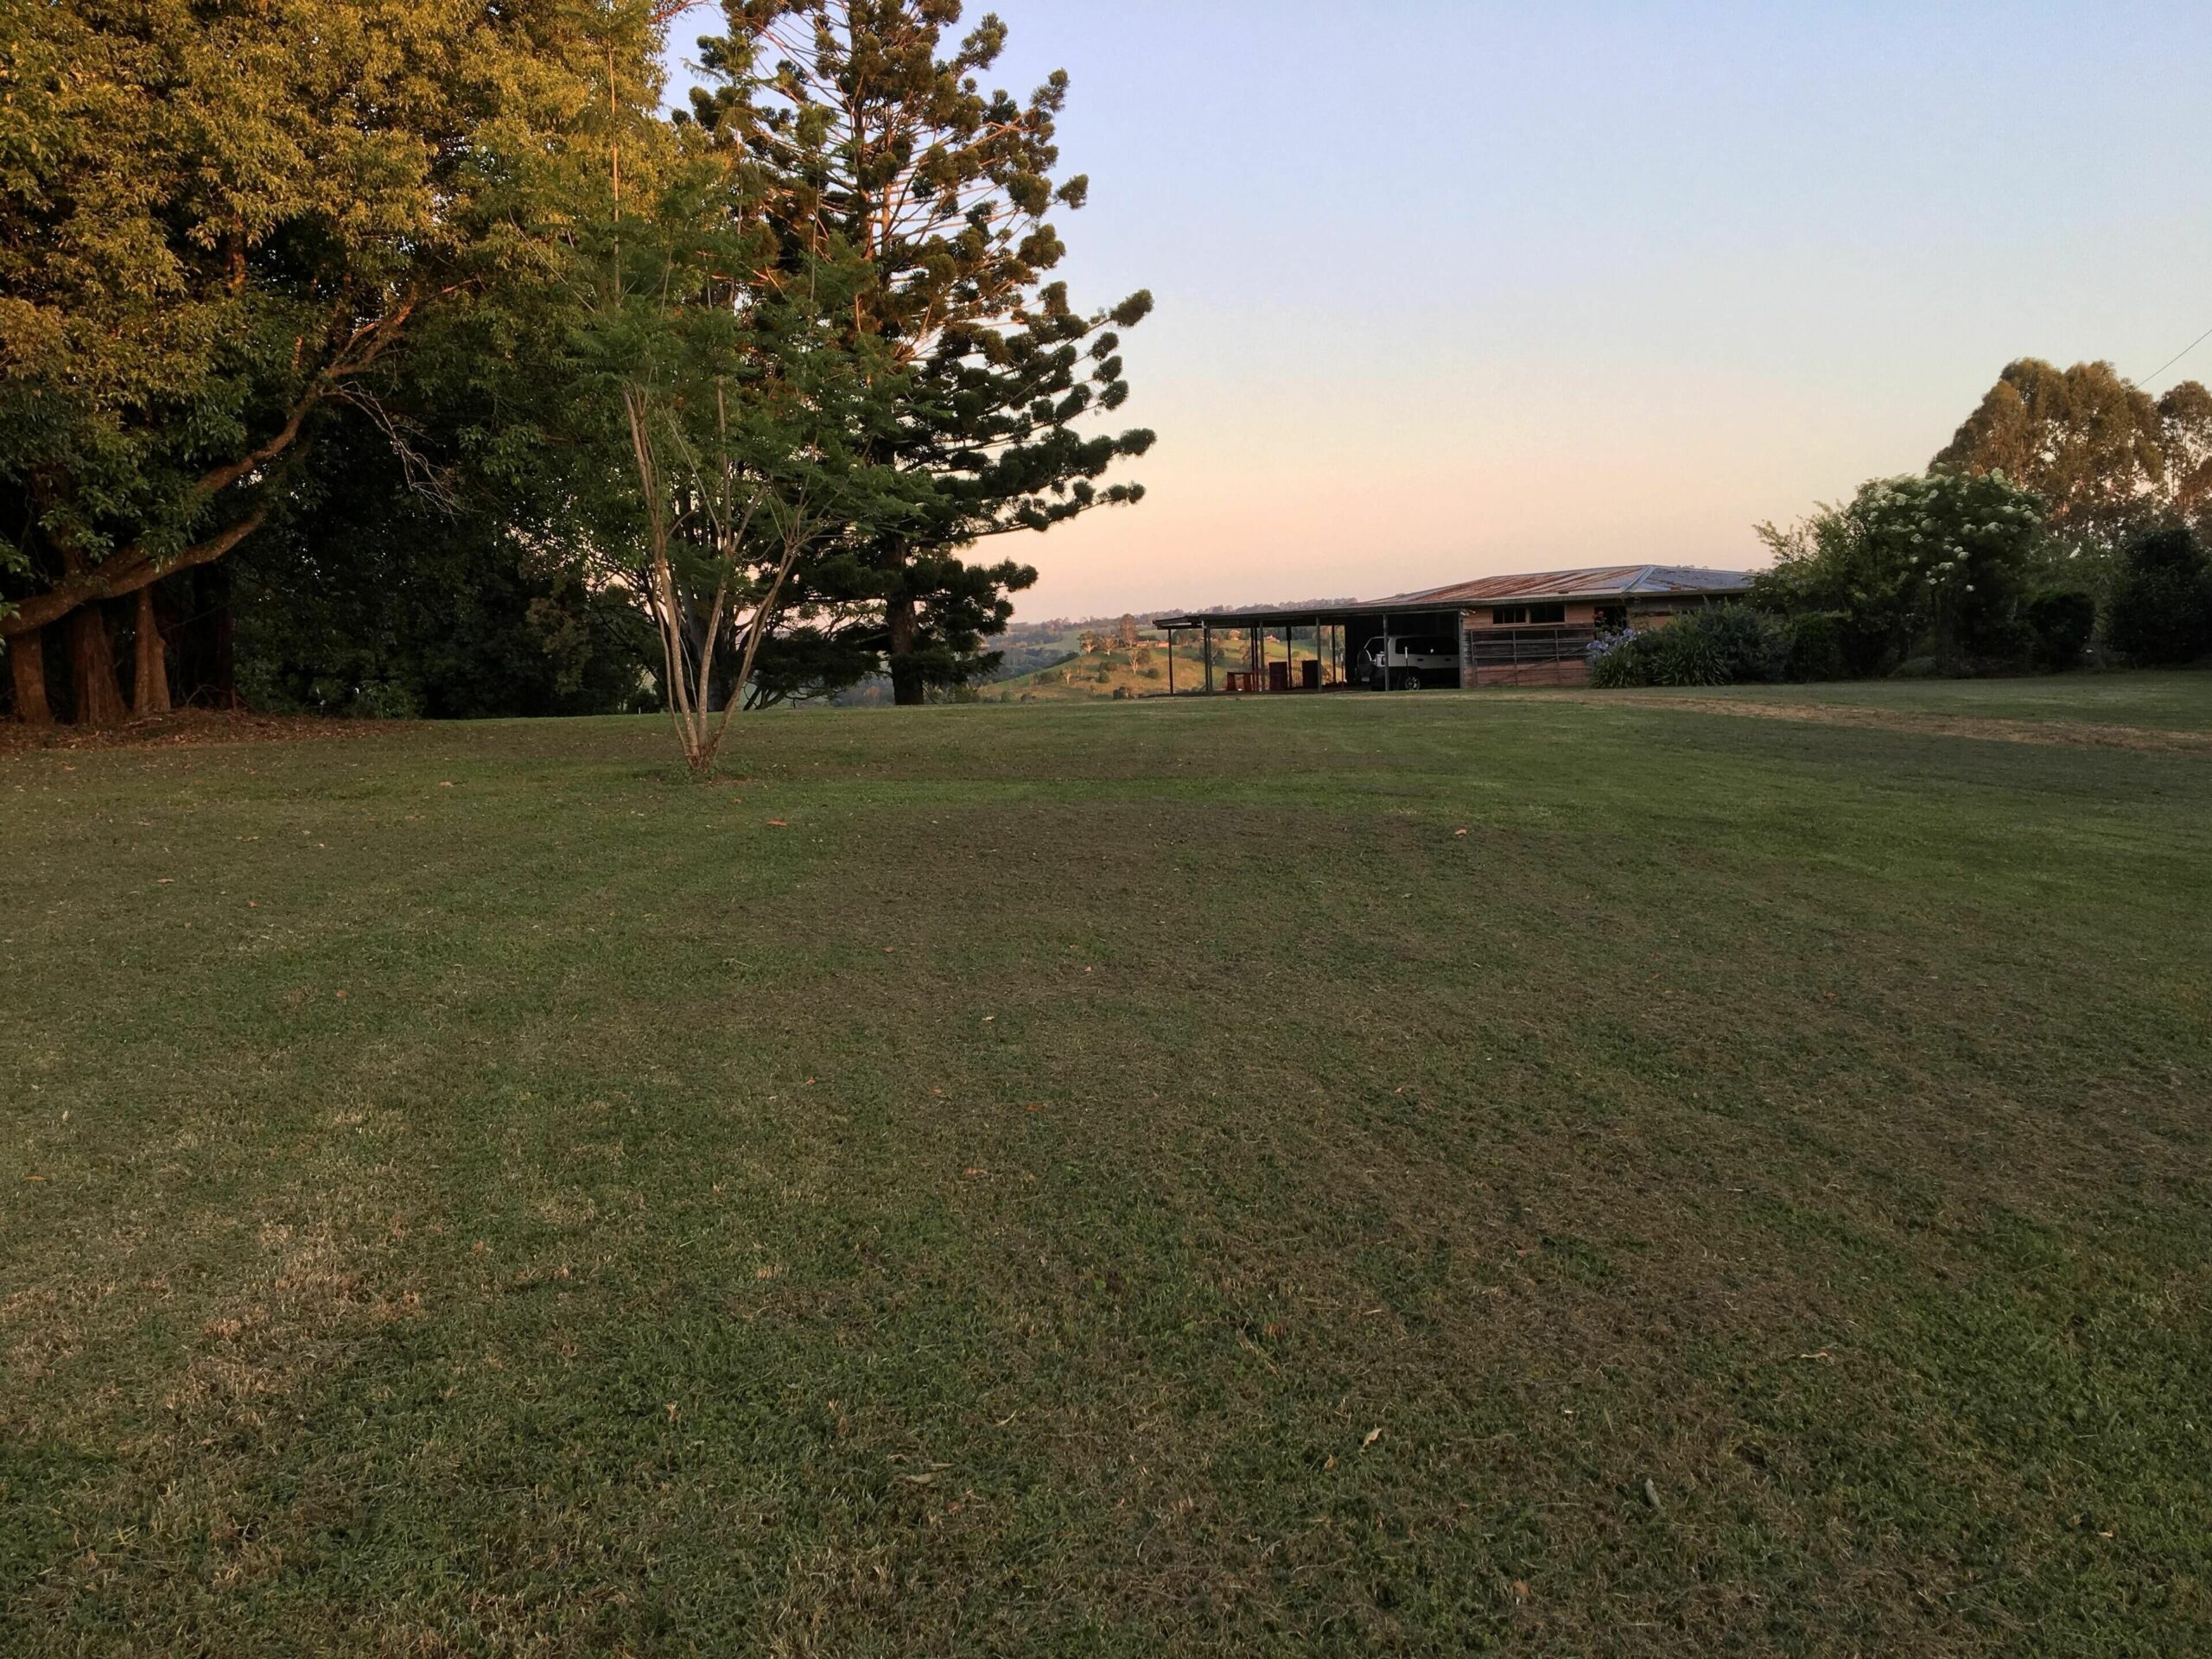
(1155, 565), (1754, 693)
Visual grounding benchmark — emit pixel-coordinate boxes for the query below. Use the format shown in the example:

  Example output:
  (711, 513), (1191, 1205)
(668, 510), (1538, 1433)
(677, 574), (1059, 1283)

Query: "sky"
(664, 1), (2212, 620)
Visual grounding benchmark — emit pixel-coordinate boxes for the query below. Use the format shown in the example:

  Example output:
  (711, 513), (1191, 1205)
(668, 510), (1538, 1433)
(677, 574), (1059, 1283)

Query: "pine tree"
(684, 0), (1155, 704)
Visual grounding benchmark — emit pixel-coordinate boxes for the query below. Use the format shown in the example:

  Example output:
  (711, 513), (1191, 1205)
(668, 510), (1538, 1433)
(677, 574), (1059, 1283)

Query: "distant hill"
(1009, 601), (1357, 636)
(983, 620), (1346, 703)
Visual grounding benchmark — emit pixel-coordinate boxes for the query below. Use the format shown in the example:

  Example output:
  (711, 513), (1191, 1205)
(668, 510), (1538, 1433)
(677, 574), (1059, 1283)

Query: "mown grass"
(1630, 669), (2212, 732)
(4, 683), (2210, 1656)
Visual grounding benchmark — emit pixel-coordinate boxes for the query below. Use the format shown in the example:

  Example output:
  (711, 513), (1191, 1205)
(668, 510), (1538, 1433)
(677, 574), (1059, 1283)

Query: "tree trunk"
(8, 627), (53, 725)
(132, 586), (173, 716)
(887, 594), (924, 706)
(67, 605), (129, 727)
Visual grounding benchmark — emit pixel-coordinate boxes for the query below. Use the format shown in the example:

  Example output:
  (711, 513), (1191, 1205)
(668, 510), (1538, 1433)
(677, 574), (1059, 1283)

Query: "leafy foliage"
(232, 429), (653, 719)
(2023, 588), (2096, 674)
(1587, 604), (1792, 689)
(2106, 525), (2212, 668)
(1752, 472), (2046, 675)
(0, 0), (653, 703)
(1936, 362), (2159, 534)
(561, 96), (920, 775)
(682, 0), (1155, 703)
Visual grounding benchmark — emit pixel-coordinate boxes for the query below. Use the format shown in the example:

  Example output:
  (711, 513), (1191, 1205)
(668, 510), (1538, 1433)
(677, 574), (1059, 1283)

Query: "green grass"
(1608, 669), (2212, 732)
(5, 683), (2211, 1655)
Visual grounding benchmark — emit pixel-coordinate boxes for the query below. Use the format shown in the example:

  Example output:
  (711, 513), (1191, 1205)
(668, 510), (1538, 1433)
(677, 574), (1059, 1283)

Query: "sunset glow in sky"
(665, 1), (2212, 620)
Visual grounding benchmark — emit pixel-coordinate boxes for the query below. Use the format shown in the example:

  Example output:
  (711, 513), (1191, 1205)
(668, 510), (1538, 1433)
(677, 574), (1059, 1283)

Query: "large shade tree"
(1932, 359), (2212, 548)
(682, 0), (1156, 704)
(0, 0), (661, 723)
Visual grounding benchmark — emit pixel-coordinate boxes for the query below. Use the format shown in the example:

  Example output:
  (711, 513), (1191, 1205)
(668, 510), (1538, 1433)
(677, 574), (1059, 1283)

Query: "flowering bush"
(1752, 471), (2045, 675)
(1588, 604), (1791, 688)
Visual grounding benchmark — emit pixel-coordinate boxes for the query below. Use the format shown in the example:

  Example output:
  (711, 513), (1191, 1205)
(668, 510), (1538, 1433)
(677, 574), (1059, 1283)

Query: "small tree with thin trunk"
(574, 117), (911, 778)
(619, 352), (893, 778)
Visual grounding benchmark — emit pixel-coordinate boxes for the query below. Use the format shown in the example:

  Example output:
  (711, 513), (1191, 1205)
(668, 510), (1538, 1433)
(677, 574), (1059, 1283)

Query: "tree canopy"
(0, 0), (661, 719)
(1932, 359), (2212, 546)
(683, 0), (1155, 703)
(1753, 471), (2046, 674)
(3, 0), (1158, 734)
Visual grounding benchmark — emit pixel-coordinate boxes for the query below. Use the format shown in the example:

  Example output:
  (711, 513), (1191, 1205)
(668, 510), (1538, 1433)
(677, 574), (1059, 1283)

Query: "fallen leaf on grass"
(1362, 1427), (1382, 1449)
(767, 820), (789, 828)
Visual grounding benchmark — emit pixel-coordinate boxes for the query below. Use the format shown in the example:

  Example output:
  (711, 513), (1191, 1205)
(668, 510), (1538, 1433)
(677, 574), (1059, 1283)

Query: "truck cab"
(1361, 633), (1460, 690)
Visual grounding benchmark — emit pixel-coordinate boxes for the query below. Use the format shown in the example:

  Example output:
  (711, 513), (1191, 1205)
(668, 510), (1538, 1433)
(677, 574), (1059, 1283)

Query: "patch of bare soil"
(1516, 693), (2212, 756)
(0, 708), (402, 756)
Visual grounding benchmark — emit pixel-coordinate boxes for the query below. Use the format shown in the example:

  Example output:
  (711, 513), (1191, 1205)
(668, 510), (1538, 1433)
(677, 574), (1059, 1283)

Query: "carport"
(1154, 602), (1465, 695)
(1153, 567), (1757, 696)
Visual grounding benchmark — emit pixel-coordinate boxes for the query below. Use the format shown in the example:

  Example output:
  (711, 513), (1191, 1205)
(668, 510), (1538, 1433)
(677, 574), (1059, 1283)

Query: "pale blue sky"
(665, 2), (2212, 618)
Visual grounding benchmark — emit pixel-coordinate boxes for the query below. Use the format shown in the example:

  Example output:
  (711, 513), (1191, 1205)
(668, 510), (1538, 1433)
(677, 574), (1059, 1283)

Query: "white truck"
(1361, 632), (1461, 690)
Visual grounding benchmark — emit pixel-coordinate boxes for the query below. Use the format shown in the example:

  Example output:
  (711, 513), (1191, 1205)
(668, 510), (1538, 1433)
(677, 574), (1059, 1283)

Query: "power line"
(2139, 320), (2212, 389)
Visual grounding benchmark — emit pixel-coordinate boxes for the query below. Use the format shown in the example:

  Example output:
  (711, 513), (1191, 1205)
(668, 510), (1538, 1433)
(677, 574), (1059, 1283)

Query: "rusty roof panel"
(1381, 565), (1754, 605)
(1154, 564), (1755, 628)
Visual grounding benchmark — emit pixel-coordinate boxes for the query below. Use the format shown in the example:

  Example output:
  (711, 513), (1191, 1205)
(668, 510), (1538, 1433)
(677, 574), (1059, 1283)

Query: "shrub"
(1589, 605), (1790, 689)
(2107, 526), (2212, 666)
(2024, 589), (2096, 672)
(1785, 610), (1852, 682)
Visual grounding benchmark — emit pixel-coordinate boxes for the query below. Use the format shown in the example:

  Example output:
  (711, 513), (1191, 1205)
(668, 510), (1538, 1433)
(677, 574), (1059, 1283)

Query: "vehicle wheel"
(1404, 672), (1422, 691)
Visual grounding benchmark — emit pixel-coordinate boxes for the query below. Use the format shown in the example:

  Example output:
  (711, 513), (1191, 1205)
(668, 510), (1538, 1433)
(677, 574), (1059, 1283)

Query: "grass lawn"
(1607, 670), (2212, 733)
(4, 684), (2210, 1655)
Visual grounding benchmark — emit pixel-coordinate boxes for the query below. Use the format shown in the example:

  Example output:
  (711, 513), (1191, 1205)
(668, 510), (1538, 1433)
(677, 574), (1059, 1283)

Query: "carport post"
(1204, 625), (1214, 694)
(1166, 626), (1176, 696)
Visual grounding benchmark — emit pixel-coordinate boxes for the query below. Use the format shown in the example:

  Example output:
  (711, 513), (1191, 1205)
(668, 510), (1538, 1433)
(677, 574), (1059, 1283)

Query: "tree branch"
(0, 510), (269, 637)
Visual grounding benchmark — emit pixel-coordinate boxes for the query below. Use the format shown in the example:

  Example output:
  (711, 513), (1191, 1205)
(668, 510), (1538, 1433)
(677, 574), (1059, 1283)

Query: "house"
(1155, 565), (1755, 692)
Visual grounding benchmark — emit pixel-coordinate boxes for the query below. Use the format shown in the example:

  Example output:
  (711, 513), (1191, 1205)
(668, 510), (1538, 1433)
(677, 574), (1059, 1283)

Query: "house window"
(1492, 602), (1567, 626)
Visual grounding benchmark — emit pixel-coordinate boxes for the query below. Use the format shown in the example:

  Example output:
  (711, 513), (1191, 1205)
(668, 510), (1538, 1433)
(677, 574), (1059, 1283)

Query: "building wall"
(1471, 658), (1592, 687)
(1462, 600), (1605, 631)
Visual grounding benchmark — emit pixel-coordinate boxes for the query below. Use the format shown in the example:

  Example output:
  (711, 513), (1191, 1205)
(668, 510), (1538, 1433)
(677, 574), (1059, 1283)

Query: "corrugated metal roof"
(1379, 564), (1754, 606)
(1156, 564), (1754, 628)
